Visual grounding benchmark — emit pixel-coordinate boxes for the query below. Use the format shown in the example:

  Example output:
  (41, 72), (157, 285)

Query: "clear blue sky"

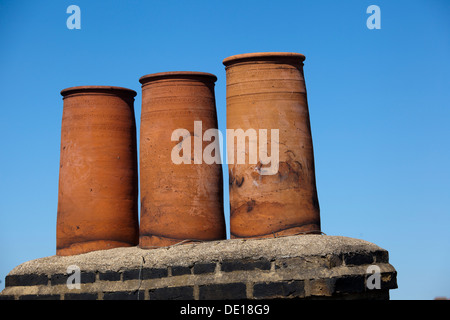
(0, 0), (449, 300)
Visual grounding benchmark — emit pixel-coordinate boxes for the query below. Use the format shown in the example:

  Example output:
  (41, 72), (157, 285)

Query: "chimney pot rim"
(223, 52), (306, 66)
(60, 85), (137, 98)
(139, 71), (217, 85)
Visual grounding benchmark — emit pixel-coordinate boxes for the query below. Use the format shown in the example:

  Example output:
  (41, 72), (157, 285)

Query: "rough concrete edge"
(6, 235), (384, 276)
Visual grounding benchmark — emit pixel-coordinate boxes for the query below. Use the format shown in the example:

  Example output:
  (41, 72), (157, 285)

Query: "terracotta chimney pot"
(57, 86), (139, 256)
(139, 72), (226, 248)
(223, 52), (321, 239)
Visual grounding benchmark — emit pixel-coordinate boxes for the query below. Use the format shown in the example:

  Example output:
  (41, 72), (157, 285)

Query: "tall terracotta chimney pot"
(57, 86), (139, 256)
(223, 52), (321, 239)
(139, 71), (226, 248)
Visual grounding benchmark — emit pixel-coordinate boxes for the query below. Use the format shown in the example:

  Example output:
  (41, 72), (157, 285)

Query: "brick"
(373, 250), (389, 263)
(199, 283), (247, 300)
(64, 293), (98, 300)
(19, 294), (60, 300)
(221, 259), (271, 272)
(381, 272), (398, 290)
(122, 269), (140, 280)
(149, 286), (194, 300)
(326, 254), (343, 268)
(123, 268), (168, 281)
(364, 269), (397, 292)
(5, 274), (48, 287)
(253, 280), (305, 299)
(343, 252), (373, 266)
(99, 271), (121, 281)
(334, 275), (365, 293)
(51, 271), (96, 285)
(143, 268), (168, 279)
(274, 260), (289, 270)
(80, 272), (96, 283)
(309, 278), (336, 296)
(193, 263), (216, 275)
(171, 266), (191, 276)
(103, 291), (145, 300)
(50, 273), (68, 285)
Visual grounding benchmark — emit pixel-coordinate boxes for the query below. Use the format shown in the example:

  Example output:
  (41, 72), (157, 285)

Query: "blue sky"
(0, 0), (449, 300)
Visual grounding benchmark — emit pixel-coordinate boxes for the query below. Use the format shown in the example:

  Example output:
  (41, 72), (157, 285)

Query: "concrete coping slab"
(7, 235), (385, 275)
